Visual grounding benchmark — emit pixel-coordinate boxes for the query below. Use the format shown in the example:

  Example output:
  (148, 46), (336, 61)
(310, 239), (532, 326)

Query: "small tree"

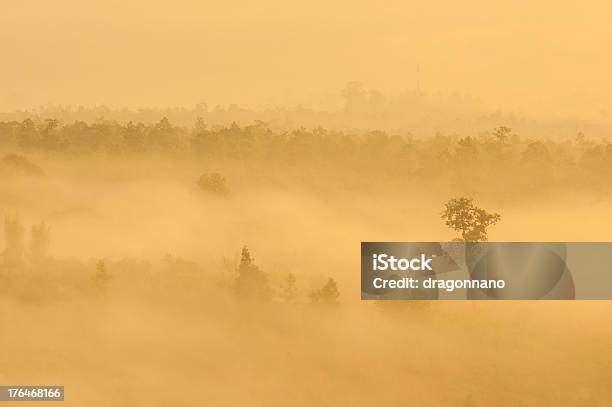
(441, 197), (501, 242)
(282, 272), (299, 302)
(309, 277), (340, 305)
(492, 126), (513, 144)
(95, 259), (111, 282)
(234, 246), (270, 301)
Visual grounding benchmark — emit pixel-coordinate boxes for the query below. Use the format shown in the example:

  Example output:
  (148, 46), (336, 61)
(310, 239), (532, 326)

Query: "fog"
(2, 1), (612, 404)
(3, 0), (612, 120)
(1, 124), (612, 404)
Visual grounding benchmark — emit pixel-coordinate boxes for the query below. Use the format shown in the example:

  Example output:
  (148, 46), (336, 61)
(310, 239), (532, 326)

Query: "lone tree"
(441, 197), (501, 241)
(234, 246), (270, 301)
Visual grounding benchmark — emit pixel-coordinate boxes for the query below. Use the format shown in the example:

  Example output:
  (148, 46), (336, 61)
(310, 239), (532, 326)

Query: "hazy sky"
(2, 0), (611, 118)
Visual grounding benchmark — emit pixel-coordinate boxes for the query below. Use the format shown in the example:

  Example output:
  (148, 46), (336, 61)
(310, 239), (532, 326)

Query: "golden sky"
(2, 0), (611, 118)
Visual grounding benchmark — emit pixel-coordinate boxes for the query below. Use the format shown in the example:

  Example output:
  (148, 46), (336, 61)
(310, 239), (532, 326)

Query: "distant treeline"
(2, 84), (611, 137)
(1, 118), (612, 196)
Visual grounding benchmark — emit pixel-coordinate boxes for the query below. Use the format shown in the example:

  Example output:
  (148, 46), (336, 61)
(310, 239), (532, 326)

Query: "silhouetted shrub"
(197, 172), (228, 195)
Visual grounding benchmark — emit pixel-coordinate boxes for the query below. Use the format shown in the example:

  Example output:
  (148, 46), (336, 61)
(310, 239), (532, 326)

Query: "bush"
(197, 172), (228, 195)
